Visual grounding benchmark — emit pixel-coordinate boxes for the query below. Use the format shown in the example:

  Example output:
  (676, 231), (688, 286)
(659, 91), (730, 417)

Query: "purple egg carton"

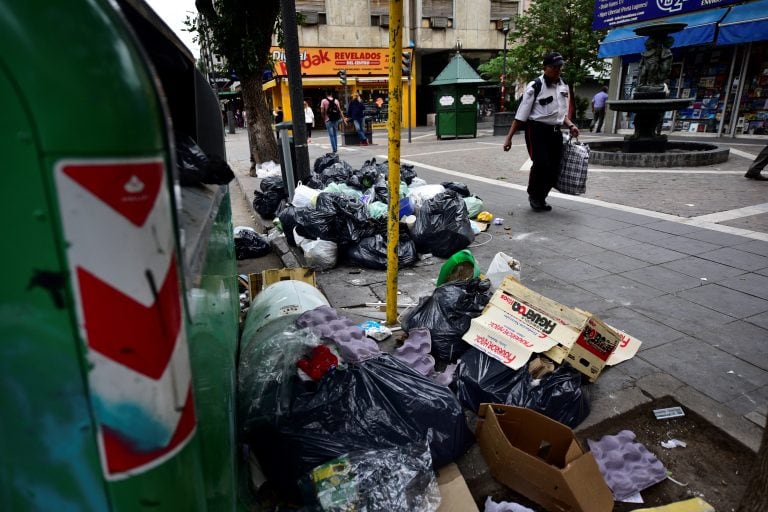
(587, 430), (667, 501)
(296, 306), (380, 363)
(393, 328), (457, 386)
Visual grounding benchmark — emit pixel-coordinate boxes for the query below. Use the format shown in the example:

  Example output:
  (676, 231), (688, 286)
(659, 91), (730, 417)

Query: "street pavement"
(226, 121), (768, 453)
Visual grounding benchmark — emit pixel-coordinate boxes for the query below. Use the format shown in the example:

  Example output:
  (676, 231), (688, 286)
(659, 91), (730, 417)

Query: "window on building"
(422, 0), (453, 19)
(370, 0), (387, 15)
(297, 0), (326, 25)
(491, 0), (518, 20)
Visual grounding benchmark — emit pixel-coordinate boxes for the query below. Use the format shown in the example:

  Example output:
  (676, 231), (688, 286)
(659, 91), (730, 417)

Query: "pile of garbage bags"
(261, 154), (485, 270)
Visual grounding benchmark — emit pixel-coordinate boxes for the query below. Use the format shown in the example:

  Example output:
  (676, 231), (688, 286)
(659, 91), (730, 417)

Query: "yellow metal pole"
(386, 0), (403, 325)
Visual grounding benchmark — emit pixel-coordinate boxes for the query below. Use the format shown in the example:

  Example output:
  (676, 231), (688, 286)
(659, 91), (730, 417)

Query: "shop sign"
(439, 95), (455, 106)
(593, 0), (742, 30)
(270, 46), (412, 77)
(460, 94), (476, 105)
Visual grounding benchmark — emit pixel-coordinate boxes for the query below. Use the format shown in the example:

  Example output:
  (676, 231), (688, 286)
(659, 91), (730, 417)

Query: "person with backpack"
(321, 90), (343, 153)
(502, 51), (579, 212)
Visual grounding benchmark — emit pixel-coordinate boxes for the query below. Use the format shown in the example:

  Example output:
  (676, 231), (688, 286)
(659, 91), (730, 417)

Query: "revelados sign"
(593, 0), (741, 30)
(270, 46), (412, 76)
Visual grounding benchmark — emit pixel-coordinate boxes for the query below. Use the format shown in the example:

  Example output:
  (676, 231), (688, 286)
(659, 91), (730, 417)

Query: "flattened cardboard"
(471, 303), (560, 353)
(436, 463), (479, 512)
(476, 404), (613, 512)
(462, 321), (530, 370)
(606, 323), (643, 365)
(565, 316), (621, 381)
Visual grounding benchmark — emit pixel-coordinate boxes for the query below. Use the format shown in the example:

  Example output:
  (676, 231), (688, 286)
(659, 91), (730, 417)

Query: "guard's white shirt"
(515, 75), (570, 126)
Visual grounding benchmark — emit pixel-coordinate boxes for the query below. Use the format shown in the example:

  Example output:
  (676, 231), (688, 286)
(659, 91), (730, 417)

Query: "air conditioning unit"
(300, 11), (319, 25)
(430, 16), (449, 28)
(377, 14), (390, 26)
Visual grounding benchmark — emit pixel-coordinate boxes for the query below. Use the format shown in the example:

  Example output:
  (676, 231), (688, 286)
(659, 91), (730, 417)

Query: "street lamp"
(500, 17), (511, 112)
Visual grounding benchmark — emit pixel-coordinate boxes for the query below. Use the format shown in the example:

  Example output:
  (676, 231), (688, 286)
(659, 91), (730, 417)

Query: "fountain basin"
(589, 141), (730, 167)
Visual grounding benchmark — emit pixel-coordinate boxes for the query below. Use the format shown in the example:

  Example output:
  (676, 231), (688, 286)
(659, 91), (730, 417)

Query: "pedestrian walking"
(591, 85), (609, 133)
(346, 92), (369, 145)
(745, 144), (768, 181)
(304, 101), (315, 142)
(502, 51), (579, 212)
(320, 91), (343, 153)
(274, 106), (284, 124)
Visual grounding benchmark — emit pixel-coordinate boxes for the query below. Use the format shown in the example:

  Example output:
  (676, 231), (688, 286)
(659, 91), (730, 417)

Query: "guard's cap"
(543, 52), (565, 67)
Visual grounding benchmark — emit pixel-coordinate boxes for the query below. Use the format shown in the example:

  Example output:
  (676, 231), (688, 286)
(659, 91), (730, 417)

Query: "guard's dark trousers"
(524, 121), (563, 202)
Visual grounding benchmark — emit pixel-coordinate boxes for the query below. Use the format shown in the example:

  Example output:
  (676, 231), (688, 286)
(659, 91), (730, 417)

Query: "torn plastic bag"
(247, 354), (472, 489)
(400, 163), (417, 185)
(277, 205), (299, 246)
(313, 152), (340, 174)
(452, 348), (590, 427)
(175, 133), (235, 186)
(344, 230), (418, 270)
(463, 196), (484, 219)
(409, 190), (475, 258)
(400, 278), (492, 362)
(309, 441), (441, 512)
(441, 181), (470, 197)
(234, 229), (271, 259)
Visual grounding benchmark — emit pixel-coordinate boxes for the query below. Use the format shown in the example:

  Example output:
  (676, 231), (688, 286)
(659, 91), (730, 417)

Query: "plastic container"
(435, 249), (481, 286)
(399, 196), (414, 218)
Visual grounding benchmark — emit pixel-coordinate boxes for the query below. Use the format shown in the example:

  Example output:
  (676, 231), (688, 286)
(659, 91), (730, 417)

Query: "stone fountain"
(589, 22), (729, 167)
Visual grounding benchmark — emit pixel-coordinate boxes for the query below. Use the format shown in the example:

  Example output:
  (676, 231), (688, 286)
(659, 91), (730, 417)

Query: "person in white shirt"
(303, 101), (315, 142)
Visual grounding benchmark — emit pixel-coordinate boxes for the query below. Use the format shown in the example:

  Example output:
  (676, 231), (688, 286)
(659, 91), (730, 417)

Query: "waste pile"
(257, 154), (486, 270)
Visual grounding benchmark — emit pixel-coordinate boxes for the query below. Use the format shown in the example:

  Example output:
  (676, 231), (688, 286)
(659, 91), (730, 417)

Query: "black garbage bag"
(409, 190), (474, 258)
(400, 278), (492, 362)
(441, 181), (470, 197)
(344, 231), (418, 270)
(253, 190), (284, 220)
(373, 181), (389, 204)
(260, 176), (286, 194)
(400, 164), (417, 185)
(234, 230), (271, 259)
(277, 205), (298, 246)
(320, 161), (353, 186)
(175, 133), (235, 186)
(294, 206), (339, 242)
(347, 164), (380, 190)
(305, 173), (325, 190)
(315, 193), (383, 246)
(248, 354), (472, 488)
(452, 348), (590, 427)
(313, 152), (339, 174)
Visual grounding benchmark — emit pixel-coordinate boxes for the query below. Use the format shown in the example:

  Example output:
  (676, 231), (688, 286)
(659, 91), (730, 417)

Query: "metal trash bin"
(493, 112), (515, 136)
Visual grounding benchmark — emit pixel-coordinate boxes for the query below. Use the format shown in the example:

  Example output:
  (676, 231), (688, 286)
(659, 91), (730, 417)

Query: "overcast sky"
(145, 0), (200, 57)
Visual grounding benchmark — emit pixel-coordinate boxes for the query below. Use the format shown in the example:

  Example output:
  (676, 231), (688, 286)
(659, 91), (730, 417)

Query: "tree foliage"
(479, 0), (607, 93)
(191, 0), (281, 164)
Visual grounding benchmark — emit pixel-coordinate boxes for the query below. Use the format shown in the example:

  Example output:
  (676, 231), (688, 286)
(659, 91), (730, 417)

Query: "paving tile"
(697, 247), (768, 272)
(612, 242), (688, 264)
(661, 256), (747, 281)
(538, 237), (605, 258)
(609, 355), (662, 381)
(599, 306), (687, 350)
(717, 273), (768, 300)
(621, 266), (705, 293)
(677, 284), (768, 319)
(726, 385), (768, 417)
(576, 250), (650, 273)
(649, 236), (721, 255)
(590, 210), (660, 226)
(691, 320), (768, 371)
(576, 215), (634, 231)
(733, 239), (768, 256)
(575, 274), (665, 304)
(745, 311), (768, 331)
(524, 277), (612, 313)
(683, 229), (755, 246)
(569, 230), (644, 251)
(643, 220), (701, 235)
(611, 225), (676, 243)
(640, 337), (768, 403)
(631, 293), (737, 333)
(531, 257), (612, 284)
(757, 267), (768, 278)
(320, 280), (382, 308)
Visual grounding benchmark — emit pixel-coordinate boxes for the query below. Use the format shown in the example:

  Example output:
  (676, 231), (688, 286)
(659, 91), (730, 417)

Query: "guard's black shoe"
(745, 173), (768, 181)
(529, 199), (552, 212)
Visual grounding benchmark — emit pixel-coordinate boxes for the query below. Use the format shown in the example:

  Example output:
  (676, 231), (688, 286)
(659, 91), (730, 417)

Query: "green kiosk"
(430, 52), (486, 139)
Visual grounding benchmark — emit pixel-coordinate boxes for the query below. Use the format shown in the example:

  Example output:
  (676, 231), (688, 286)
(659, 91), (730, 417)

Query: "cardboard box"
(248, 267), (317, 301)
(476, 404), (613, 512)
(466, 277), (628, 381)
(436, 463), (479, 512)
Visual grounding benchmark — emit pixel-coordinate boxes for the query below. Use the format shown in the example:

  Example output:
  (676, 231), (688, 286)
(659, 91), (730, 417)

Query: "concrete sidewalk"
(227, 126), (767, 453)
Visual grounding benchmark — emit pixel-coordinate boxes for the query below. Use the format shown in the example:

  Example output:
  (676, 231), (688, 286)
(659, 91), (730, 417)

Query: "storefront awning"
(716, 0), (768, 45)
(598, 8), (728, 58)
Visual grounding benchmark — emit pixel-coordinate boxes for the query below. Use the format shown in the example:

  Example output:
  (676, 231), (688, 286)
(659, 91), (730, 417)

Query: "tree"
(478, 0), (607, 110)
(192, 0), (281, 165)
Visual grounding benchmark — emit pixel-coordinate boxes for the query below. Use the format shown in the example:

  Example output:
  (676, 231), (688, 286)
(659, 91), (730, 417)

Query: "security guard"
(503, 52), (579, 211)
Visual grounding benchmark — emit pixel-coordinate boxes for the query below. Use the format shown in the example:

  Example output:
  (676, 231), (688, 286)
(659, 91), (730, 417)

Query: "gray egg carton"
(393, 328), (457, 386)
(296, 306), (381, 363)
(587, 430), (667, 501)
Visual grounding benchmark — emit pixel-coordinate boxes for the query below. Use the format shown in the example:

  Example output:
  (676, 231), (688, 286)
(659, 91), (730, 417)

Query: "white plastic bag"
(255, 160), (282, 178)
(301, 239), (338, 270)
(292, 183), (320, 208)
(485, 252), (521, 288)
(407, 184), (445, 207)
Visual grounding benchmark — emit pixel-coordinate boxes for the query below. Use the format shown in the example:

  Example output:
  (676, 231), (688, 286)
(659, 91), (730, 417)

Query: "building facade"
(597, 0), (768, 137)
(267, 0), (529, 127)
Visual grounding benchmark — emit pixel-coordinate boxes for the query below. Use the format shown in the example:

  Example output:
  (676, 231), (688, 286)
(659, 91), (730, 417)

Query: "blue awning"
(598, 8), (728, 58)
(717, 0), (768, 45)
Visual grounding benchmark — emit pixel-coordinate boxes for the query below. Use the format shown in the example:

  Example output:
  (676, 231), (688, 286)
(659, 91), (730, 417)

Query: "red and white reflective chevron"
(55, 158), (196, 480)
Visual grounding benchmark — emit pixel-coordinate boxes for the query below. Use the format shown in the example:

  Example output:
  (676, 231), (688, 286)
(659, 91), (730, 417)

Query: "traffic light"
(401, 51), (411, 76)
(338, 69), (347, 86)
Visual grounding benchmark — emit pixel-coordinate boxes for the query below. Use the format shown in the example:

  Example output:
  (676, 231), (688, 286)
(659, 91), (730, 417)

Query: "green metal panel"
(435, 84), (479, 138)
(0, 60), (110, 512)
(186, 192), (240, 511)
